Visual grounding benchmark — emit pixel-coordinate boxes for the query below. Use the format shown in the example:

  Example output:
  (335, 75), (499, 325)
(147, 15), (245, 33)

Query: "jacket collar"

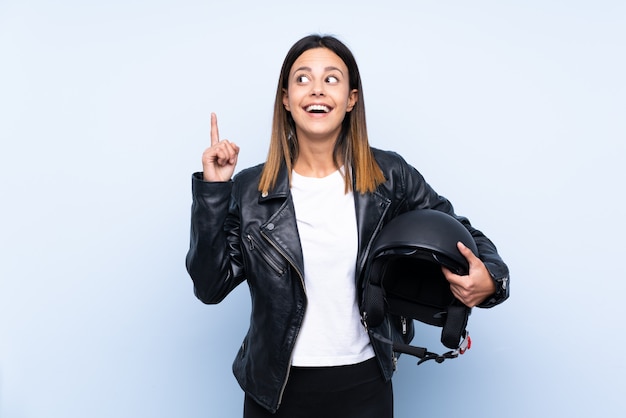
(258, 163), (290, 202)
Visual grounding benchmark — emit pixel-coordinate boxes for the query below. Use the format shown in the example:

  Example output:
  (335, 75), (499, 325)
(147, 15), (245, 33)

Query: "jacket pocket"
(245, 231), (287, 276)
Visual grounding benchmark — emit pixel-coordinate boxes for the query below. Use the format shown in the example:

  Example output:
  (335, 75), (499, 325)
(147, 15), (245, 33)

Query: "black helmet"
(362, 209), (477, 364)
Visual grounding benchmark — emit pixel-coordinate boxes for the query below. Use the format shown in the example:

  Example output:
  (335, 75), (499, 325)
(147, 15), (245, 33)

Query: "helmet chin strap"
(412, 331), (471, 365)
(362, 312), (471, 365)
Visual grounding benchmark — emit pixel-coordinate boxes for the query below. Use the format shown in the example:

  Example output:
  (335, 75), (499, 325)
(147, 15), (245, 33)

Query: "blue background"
(1, 1), (625, 417)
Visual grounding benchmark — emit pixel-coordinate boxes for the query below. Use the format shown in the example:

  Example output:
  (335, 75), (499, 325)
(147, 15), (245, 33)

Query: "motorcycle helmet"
(362, 209), (478, 363)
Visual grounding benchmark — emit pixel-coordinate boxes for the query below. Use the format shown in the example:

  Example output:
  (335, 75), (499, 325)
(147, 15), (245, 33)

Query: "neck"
(293, 140), (339, 178)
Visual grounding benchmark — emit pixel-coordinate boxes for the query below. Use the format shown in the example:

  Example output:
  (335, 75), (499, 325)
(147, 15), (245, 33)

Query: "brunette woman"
(186, 34), (509, 418)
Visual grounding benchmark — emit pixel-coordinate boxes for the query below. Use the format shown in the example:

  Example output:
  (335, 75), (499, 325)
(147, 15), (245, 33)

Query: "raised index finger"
(210, 112), (220, 145)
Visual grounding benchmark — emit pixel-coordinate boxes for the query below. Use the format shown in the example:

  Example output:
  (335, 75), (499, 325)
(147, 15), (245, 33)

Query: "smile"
(305, 104), (332, 113)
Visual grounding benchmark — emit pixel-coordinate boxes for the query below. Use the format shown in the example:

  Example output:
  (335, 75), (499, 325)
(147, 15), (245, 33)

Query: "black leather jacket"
(186, 148), (509, 413)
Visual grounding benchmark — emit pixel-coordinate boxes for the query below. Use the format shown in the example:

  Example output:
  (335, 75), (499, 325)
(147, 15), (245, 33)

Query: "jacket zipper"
(246, 233), (285, 275)
(260, 229), (307, 408)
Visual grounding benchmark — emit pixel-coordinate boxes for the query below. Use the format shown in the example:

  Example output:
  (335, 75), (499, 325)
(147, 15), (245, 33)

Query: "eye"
(296, 75), (310, 83)
(326, 75), (339, 84)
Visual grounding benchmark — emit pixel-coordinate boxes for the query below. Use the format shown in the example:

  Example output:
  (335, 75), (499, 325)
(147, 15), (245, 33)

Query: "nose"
(311, 80), (325, 96)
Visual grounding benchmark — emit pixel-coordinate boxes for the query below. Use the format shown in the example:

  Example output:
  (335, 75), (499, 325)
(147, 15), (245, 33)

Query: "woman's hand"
(442, 241), (496, 307)
(202, 113), (240, 182)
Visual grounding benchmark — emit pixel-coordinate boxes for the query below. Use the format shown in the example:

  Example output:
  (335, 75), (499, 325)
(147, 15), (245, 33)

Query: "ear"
(347, 89), (358, 112)
(282, 88), (290, 111)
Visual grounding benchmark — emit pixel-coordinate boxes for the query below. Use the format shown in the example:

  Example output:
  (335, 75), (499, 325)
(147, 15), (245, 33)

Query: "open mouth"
(305, 104), (331, 114)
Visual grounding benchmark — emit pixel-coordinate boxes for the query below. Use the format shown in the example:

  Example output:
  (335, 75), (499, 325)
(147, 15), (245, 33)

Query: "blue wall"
(1, 1), (624, 417)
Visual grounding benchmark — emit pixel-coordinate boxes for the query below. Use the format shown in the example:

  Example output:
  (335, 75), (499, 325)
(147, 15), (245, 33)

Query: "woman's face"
(283, 47), (358, 144)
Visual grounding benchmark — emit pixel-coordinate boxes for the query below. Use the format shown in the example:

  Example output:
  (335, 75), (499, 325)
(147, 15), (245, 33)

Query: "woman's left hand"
(442, 242), (496, 308)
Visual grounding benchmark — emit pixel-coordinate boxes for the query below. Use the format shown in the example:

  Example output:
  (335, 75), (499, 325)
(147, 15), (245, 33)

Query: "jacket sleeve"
(185, 172), (246, 304)
(399, 155), (510, 308)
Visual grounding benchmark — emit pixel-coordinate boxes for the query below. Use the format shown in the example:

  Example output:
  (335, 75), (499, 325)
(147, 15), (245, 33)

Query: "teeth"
(306, 104), (330, 113)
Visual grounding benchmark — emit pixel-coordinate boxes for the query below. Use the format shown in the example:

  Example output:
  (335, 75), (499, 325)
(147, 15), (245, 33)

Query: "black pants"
(243, 358), (393, 418)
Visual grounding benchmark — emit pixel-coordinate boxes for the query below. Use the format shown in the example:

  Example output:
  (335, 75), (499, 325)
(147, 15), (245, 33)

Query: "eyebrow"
(293, 66), (345, 76)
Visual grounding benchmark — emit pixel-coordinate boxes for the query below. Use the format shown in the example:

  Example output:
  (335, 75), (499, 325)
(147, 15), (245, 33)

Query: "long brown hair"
(258, 35), (385, 194)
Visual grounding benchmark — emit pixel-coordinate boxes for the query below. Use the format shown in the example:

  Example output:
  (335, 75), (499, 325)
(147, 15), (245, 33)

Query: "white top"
(290, 168), (375, 367)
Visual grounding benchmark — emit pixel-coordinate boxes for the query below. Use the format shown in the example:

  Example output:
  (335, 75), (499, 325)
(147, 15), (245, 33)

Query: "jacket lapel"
(258, 165), (305, 279)
(354, 189), (391, 283)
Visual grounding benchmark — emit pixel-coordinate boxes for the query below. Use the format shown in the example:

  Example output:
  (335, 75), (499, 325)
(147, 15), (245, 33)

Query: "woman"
(186, 34), (509, 417)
